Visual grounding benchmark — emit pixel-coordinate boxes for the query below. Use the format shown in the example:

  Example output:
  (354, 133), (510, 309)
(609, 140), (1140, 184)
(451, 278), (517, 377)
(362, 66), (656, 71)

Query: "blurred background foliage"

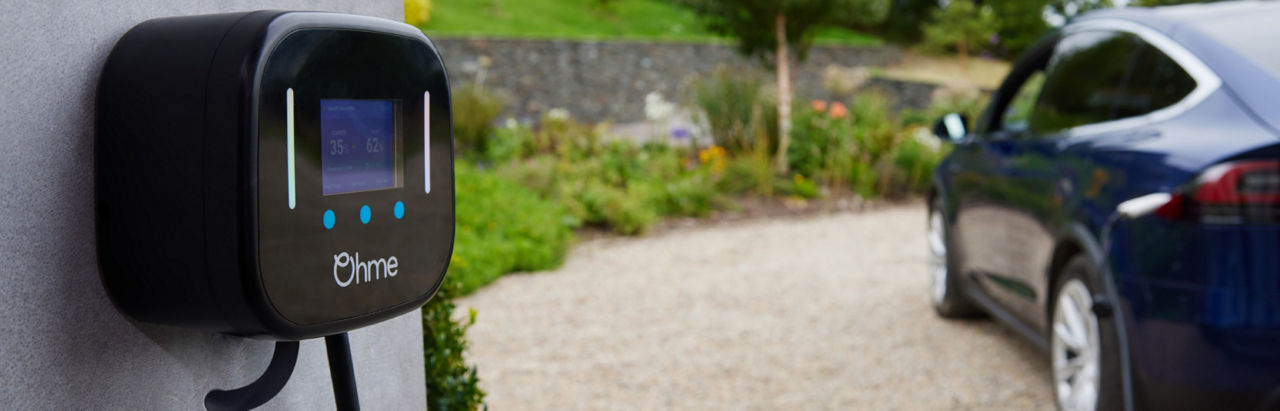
(405, 0), (432, 26)
(670, 0), (891, 59)
(920, 0), (996, 63)
(413, 0), (1224, 409)
(452, 72), (967, 239)
(416, 0), (1225, 60)
(418, 0), (884, 45)
(428, 76), (974, 409)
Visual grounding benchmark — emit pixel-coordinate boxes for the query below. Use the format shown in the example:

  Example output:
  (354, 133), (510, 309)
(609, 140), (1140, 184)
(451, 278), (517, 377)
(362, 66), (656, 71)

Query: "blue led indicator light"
(360, 205), (372, 224)
(323, 210), (336, 229)
(394, 201), (405, 219)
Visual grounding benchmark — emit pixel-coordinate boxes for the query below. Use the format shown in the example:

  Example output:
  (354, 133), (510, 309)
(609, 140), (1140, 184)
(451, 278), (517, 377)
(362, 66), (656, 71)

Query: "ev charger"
(96, 11), (454, 341)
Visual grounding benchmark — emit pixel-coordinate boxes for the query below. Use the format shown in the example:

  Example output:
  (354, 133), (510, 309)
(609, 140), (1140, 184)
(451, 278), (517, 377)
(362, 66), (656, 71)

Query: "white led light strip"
(430, 90), (435, 193)
(286, 88), (296, 209)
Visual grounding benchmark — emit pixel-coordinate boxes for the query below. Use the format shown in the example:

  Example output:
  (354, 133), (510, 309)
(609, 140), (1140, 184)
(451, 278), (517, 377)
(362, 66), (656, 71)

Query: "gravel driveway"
(457, 205), (1052, 410)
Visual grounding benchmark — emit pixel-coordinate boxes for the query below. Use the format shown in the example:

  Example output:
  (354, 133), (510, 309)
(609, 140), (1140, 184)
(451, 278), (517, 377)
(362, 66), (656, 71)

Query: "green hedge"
(423, 162), (575, 411)
(450, 163), (576, 295)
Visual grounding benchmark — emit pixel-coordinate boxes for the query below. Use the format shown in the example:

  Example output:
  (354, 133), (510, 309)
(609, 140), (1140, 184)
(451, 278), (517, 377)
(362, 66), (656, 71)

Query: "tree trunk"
(957, 41), (969, 74)
(774, 12), (792, 174)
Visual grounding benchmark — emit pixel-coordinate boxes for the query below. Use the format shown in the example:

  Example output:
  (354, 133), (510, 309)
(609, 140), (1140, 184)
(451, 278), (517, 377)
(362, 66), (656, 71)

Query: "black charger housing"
(96, 11), (454, 340)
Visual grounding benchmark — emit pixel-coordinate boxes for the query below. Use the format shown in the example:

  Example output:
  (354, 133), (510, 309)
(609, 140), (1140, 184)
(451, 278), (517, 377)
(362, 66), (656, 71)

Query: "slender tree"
(675, 0), (888, 173)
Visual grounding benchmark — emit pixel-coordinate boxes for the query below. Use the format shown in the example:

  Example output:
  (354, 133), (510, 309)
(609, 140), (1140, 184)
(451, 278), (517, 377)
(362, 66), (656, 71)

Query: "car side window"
(1000, 72), (1046, 133)
(1115, 41), (1197, 118)
(1031, 31), (1142, 134)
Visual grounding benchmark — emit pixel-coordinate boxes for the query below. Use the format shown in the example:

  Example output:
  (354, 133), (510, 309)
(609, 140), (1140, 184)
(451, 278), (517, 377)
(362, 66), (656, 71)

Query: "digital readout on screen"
(320, 99), (399, 195)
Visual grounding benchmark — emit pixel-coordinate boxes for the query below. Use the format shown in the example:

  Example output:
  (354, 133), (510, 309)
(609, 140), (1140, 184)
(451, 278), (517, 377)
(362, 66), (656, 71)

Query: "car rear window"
(1115, 42), (1197, 119)
(1031, 29), (1198, 134)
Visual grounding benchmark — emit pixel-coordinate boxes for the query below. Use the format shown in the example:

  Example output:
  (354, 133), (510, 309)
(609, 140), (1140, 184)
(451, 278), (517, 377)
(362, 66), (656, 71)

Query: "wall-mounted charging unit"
(96, 10), (454, 341)
(99, 10), (454, 409)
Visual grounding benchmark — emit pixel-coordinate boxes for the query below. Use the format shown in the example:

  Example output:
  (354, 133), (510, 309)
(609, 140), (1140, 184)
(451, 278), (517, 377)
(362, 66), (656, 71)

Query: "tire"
(928, 197), (981, 318)
(1050, 255), (1123, 411)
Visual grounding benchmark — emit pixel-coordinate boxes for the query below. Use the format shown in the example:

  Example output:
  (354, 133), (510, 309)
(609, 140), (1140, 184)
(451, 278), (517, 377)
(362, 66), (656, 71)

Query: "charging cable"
(204, 341), (300, 410)
(325, 333), (360, 411)
(202, 333), (360, 410)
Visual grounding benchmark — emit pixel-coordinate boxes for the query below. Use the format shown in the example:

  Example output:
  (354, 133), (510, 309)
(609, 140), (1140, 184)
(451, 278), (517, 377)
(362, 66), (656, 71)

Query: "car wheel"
(928, 197), (980, 318)
(1050, 255), (1123, 411)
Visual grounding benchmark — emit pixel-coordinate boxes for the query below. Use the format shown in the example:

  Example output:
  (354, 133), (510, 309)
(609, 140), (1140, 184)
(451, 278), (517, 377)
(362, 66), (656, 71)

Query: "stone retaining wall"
(432, 37), (938, 124)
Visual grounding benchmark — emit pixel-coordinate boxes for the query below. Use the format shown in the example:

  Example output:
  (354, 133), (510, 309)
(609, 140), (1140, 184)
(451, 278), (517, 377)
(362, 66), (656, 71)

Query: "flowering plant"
(787, 99), (856, 187)
(827, 102), (849, 119)
(698, 144), (727, 174)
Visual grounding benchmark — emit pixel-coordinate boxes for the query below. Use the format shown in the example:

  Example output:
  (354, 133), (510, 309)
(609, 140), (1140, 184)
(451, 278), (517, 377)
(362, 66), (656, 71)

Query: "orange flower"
(828, 102), (849, 119)
(811, 100), (828, 112)
(698, 145), (727, 174)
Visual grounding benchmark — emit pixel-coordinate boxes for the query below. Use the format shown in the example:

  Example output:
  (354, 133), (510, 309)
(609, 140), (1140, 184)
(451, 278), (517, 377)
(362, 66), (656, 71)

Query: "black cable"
(205, 340), (300, 411)
(325, 333), (361, 411)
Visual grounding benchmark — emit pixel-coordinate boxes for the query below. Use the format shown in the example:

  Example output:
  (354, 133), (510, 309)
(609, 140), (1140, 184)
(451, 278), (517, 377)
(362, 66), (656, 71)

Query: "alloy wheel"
(1052, 279), (1102, 411)
(928, 209), (948, 306)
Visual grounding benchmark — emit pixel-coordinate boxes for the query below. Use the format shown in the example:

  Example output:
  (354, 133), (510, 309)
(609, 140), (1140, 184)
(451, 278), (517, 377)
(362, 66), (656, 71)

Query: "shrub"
(642, 150), (725, 217)
(422, 279), (483, 411)
(486, 119), (535, 164)
(405, 0), (432, 27)
(420, 156), (582, 411)
(788, 100), (855, 188)
(865, 128), (947, 198)
(657, 176), (718, 216)
(692, 68), (776, 154)
(450, 163), (575, 294)
(855, 93), (960, 198)
(488, 114), (731, 234)
(887, 130), (945, 194)
(576, 181), (659, 235)
(452, 84), (505, 159)
(531, 112), (604, 160)
(785, 92), (901, 195)
(783, 91), (953, 198)
(553, 141), (664, 234)
(849, 92), (898, 163)
(496, 156), (558, 198)
(849, 160), (878, 197)
(717, 132), (776, 197)
(790, 174), (821, 199)
(719, 156), (760, 195)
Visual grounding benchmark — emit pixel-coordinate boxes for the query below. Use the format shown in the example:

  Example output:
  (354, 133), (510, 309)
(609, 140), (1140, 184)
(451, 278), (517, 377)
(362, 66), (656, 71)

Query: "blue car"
(928, 3), (1280, 410)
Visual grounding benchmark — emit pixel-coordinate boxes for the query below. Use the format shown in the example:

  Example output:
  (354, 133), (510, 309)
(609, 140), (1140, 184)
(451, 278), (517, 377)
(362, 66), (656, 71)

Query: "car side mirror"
(932, 113), (969, 142)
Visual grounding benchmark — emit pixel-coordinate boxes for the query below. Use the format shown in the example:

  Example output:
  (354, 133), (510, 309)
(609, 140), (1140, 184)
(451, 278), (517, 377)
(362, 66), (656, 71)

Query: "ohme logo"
(332, 251), (399, 287)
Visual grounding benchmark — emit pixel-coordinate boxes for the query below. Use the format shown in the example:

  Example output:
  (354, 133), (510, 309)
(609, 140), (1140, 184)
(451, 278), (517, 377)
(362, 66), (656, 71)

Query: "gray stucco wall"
(0, 2), (428, 409)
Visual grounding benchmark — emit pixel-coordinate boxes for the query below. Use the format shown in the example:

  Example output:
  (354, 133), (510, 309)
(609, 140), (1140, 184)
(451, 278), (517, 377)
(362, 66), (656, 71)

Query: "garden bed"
(577, 193), (921, 243)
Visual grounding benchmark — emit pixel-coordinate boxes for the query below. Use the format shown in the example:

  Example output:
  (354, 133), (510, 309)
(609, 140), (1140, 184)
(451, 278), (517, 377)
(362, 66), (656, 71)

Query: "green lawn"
(421, 0), (882, 46)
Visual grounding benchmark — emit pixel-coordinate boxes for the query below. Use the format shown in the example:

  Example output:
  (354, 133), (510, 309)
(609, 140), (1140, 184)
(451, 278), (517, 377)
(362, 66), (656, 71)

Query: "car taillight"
(1163, 160), (1280, 224)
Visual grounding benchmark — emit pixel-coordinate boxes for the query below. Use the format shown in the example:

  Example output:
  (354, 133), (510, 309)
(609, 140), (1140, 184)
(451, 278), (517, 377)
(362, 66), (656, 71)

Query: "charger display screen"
(320, 99), (400, 195)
